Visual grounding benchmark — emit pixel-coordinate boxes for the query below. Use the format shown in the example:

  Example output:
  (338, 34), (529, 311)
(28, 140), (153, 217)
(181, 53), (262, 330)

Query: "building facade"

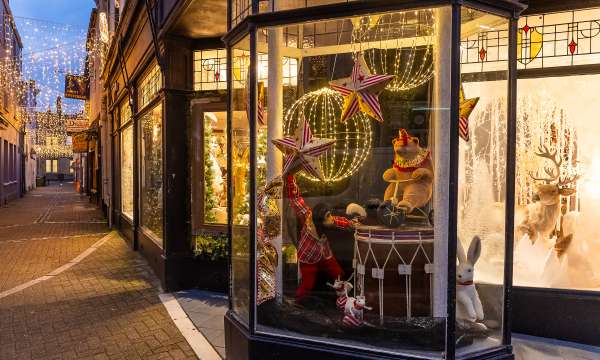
(83, 7), (104, 203)
(20, 80), (38, 192)
(34, 98), (75, 183)
(86, 0), (600, 356)
(90, 0), (228, 291)
(0, 0), (26, 204)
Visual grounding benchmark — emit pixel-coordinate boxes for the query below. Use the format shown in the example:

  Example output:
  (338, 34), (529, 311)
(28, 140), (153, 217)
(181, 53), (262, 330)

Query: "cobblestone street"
(0, 184), (197, 359)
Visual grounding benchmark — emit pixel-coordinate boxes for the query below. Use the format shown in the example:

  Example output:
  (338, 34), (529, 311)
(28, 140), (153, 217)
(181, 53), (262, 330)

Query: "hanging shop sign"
(72, 133), (88, 153)
(64, 74), (90, 100)
(65, 117), (89, 133)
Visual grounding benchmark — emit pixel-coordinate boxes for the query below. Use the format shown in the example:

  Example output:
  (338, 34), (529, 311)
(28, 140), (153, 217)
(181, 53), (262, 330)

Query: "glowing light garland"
(33, 107), (77, 159)
(0, 15), (105, 114)
(283, 88), (372, 183)
(351, 10), (435, 92)
(0, 14), (104, 160)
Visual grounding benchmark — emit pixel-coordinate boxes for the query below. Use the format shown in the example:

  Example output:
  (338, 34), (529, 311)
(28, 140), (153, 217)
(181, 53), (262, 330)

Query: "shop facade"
(224, 0), (526, 359)
(99, 0), (228, 291)
(0, 0), (25, 205)
(508, 0), (600, 347)
(220, 0), (600, 357)
(87, 0), (600, 355)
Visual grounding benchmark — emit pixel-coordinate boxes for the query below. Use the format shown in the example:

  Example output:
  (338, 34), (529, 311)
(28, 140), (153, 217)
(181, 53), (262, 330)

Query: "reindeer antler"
(529, 145), (562, 184)
(559, 174), (581, 188)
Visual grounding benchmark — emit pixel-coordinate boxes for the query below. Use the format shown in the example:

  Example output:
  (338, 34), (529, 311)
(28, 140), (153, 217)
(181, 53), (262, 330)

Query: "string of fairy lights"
(351, 10), (435, 92)
(0, 11), (105, 159)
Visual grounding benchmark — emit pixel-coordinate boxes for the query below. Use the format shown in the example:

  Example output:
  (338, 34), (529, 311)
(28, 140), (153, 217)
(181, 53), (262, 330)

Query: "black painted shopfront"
(223, 0), (526, 359)
(105, 0), (229, 292)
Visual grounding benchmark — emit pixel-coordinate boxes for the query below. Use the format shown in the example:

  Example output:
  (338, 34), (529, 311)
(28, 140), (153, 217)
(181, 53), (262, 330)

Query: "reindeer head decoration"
(529, 145), (579, 205)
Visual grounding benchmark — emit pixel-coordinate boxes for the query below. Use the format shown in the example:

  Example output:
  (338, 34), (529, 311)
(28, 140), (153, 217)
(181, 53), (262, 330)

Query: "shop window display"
(457, 21), (509, 357)
(233, 7), (515, 358)
(510, 9), (600, 293)
(140, 103), (163, 242)
(231, 37), (252, 323)
(120, 100), (133, 220)
(511, 75), (600, 291)
(121, 125), (134, 219)
(458, 8), (600, 294)
(203, 112), (228, 224)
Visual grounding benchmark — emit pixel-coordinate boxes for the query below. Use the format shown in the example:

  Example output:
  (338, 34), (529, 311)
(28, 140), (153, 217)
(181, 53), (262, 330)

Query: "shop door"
(191, 102), (229, 237)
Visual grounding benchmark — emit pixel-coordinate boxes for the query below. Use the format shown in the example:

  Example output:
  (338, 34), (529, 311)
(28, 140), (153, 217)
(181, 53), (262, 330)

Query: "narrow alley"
(0, 184), (196, 359)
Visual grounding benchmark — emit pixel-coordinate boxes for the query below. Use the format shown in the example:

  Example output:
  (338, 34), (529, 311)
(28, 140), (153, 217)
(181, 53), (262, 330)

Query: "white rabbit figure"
(456, 236), (487, 331)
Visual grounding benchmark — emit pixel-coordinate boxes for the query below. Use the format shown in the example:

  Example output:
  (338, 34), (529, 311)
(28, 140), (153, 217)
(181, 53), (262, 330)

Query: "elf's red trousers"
(296, 256), (343, 302)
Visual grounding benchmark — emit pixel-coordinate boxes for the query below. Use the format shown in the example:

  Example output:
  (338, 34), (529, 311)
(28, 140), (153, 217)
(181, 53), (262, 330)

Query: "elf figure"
(272, 119), (358, 302)
(286, 175), (357, 302)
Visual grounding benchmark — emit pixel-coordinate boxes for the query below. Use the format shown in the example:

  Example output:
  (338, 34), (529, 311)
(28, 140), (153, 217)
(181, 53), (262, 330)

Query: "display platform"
(226, 311), (515, 360)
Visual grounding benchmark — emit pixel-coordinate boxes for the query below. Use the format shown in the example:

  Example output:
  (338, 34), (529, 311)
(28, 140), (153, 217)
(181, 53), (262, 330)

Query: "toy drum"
(353, 225), (434, 323)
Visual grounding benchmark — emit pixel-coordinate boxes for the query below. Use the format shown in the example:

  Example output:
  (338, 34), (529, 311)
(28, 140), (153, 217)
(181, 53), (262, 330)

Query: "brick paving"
(0, 184), (197, 359)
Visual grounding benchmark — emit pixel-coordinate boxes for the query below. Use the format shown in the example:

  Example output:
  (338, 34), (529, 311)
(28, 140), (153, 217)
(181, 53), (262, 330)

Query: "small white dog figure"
(327, 279), (353, 310)
(342, 296), (372, 327)
(456, 236), (487, 332)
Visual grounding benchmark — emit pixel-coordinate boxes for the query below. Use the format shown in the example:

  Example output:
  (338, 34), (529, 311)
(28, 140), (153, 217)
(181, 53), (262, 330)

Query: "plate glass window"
(194, 50), (228, 91)
(457, 8), (509, 356)
(140, 103), (164, 243)
(120, 100), (134, 220)
(230, 36), (252, 323)
(253, 8), (449, 357)
(138, 64), (162, 110)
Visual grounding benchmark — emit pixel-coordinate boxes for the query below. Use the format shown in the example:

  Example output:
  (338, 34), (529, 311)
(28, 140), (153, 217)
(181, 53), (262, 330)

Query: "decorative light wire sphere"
(283, 88), (372, 183)
(351, 10), (435, 92)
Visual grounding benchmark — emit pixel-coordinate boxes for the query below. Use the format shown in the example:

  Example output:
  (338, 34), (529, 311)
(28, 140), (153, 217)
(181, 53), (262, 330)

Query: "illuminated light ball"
(283, 88), (372, 183)
(351, 10), (435, 92)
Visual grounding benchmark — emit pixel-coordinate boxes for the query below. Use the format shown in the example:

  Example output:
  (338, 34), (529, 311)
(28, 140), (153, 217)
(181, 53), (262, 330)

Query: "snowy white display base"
(513, 232), (600, 290)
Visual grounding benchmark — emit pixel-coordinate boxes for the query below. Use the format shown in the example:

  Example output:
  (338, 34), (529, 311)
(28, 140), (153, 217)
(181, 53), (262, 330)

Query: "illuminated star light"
(272, 118), (335, 181)
(330, 53), (394, 123)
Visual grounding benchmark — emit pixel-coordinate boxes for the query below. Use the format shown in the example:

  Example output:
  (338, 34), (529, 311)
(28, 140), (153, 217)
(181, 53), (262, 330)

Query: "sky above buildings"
(11, 0), (95, 30)
(10, 0), (96, 113)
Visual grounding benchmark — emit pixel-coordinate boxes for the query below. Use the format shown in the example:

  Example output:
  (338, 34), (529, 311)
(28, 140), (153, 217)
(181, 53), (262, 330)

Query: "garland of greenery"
(194, 233), (229, 261)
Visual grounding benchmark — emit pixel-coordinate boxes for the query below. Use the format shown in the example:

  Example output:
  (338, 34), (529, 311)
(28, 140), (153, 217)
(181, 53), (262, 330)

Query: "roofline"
(3, 0), (23, 48)
(86, 8), (99, 51)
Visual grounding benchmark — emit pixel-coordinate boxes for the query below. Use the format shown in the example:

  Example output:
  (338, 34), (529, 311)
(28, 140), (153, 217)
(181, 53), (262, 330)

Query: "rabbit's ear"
(468, 236), (482, 265)
(457, 238), (467, 264)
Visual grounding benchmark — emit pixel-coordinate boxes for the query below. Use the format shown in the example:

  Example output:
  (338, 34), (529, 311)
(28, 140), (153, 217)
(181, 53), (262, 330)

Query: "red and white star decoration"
(272, 118), (335, 181)
(459, 83), (479, 142)
(330, 53), (394, 123)
(244, 66), (266, 126)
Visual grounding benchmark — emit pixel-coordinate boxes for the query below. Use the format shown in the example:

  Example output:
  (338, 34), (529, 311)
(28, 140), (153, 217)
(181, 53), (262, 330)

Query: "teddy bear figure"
(380, 129), (434, 224)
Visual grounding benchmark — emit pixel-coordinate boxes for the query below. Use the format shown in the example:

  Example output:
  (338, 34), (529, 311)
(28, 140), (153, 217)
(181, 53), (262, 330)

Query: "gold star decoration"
(330, 53), (394, 123)
(459, 84), (480, 142)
